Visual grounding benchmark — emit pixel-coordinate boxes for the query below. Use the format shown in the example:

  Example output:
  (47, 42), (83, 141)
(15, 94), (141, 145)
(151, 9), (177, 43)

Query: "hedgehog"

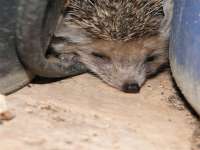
(51, 0), (173, 93)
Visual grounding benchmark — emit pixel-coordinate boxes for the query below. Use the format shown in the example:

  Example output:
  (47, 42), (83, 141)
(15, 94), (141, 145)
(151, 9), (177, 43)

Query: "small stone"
(0, 111), (15, 121)
(147, 85), (151, 88)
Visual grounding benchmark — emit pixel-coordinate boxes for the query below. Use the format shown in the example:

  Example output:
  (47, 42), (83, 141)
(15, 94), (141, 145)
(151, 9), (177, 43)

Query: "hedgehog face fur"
(52, 0), (173, 93)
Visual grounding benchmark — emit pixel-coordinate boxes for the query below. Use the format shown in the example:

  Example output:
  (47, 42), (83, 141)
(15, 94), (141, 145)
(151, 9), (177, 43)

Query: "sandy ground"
(0, 72), (198, 150)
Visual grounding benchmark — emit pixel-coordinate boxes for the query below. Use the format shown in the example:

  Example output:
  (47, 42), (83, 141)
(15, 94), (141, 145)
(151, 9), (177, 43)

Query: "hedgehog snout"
(122, 82), (140, 93)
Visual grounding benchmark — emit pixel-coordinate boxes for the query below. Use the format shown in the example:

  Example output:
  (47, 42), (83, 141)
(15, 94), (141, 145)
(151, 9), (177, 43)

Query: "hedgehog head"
(51, 0), (173, 93)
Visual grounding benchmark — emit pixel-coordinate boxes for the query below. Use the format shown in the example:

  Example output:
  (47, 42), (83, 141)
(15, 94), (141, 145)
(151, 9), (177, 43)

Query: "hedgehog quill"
(51, 0), (173, 93)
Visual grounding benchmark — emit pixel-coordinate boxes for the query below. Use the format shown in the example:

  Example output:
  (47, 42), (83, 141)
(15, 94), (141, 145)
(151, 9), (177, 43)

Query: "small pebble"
(0, 111), (15, 121)
(147, 85), (151, 88)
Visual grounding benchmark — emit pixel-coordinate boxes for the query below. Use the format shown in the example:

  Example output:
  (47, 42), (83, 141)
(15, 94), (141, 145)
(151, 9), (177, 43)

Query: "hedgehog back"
(66, 0), (164, 41)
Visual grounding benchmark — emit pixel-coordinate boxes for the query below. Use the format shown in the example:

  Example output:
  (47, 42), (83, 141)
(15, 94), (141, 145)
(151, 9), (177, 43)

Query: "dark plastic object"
(17, 0), (87, 78)
(170, 0), (200, 114)
(0, 0), (32, 94)
(0, 0), (86, 94)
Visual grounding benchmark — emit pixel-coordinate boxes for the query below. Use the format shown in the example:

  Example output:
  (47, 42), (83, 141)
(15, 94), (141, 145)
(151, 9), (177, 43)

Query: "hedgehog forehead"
(66, 0), (164, 40)
(86, 39), (151, 60)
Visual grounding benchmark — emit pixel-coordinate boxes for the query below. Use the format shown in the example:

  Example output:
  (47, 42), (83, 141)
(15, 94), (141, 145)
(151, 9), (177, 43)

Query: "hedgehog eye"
(145, 55), (157, 63)
(91, 52), (111, 61)
(51, 36), (66, 43)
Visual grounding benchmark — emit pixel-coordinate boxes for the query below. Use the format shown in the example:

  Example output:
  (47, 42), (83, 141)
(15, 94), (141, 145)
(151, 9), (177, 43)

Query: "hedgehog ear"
(159, 0), (174, 38)
(54, 18), (92, 44)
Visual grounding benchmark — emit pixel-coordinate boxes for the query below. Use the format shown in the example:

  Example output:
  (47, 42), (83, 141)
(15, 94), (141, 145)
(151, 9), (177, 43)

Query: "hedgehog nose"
(122, 83), (140, 93)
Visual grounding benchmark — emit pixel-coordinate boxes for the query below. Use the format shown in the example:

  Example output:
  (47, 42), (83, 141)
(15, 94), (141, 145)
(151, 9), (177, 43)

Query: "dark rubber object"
(16, 0), (87, 78)
(0, 0), (32, 94)
(0, 0), (86, 94)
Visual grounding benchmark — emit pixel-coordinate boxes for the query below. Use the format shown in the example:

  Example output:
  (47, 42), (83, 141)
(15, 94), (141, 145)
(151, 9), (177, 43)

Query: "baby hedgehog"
(51, 0), (173, 93)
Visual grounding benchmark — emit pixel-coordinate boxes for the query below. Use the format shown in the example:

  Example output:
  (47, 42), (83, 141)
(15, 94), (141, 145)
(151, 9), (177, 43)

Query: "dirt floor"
(0, 72), (199, 150)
